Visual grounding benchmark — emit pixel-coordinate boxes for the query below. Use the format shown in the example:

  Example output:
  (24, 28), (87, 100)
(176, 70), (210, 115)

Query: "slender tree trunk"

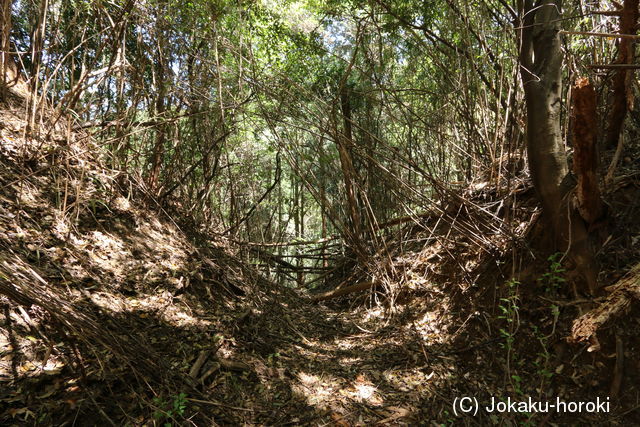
(0, 0), (11, 100)
(27, 0), (48, 134)
(337, 86), (363, 253)
(148, 71), (166, 191)
(30, 0), (47, 86)
(297, 177), (305, 286)
(520, 0), (567, 237)
(319, 135), (328, 268)
(148, 2), (168, 192)
(321, 186), (328, 268)
(294, 175), (301, 285)
(604, 0), (639, 148)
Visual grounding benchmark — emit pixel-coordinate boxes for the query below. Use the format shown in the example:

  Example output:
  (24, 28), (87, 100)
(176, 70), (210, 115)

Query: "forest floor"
(2, 86), (640, 426)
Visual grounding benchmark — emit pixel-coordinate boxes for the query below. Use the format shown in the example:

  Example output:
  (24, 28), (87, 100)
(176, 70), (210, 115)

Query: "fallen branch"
(248, 248), (300, 271)
(571, 262), (640, 350)
(231, 236), (339, 247)
(310, 281), (376, 302)
(189, 350), (211, 379)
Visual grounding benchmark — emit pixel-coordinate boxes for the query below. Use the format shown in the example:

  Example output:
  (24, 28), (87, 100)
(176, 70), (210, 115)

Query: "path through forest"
(0, 89), (480, 424)
(1, 96), (637, 423)
(2, 16), (640, 421)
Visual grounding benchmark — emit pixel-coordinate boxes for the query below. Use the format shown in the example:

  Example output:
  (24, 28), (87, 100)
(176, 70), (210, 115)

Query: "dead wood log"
(310, 281), (375, 302)
(571, 262), (640, 350)
(571, 77), (603, 224)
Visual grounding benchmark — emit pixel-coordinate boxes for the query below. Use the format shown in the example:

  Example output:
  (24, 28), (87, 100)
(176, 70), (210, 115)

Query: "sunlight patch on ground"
(362, 307), (385, 322)
(112, 196), (131, 211)
(341, 374), (384, 405)
(52, 214), (70, 240)
(294, 372), (338, 405)
(409, 298), (453, 345)
(85, 291), (212, 329)
(383, 368), (435, 395)
(293, 371), (386, 408)
(0, 331), (10, 381)
(0, 309), (67, 382)
(45, 203), (191, 289)
(16, 183), (41, 207)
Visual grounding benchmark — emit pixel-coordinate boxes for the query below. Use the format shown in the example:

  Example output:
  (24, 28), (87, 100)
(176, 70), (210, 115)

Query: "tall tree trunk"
(518, 0), (599, 293)
(148, 2), (168, 192)
(604, 0), (639, 149)
(27, 0), (48, 134)
(337, 86), (363, 254)
(148, 66), (166, 191)
(296, 176), (305, 286)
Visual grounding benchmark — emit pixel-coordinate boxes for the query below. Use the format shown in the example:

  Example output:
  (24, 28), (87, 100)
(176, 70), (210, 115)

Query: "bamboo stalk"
(588, 64), (640, 69)
(560, 30), (640, 39)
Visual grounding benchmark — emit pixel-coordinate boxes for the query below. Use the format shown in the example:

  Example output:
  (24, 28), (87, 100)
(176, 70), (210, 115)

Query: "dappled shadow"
(229, 286), (474, 424)
(3, 237), (640, 425)
(1, 277), (471, 425)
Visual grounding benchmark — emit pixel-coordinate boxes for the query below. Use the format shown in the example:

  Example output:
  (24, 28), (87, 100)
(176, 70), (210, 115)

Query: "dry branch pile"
(0, 80), (271, 424)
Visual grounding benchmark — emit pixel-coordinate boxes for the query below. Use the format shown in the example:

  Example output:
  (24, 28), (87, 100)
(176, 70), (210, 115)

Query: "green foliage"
(496, 269), (564, 426)
(538, 253), (566, 294)
(498, 278), (521, 400)
(152, 393), (188, 426)
(498, 278), (520, 348)
(511, 373), (522, 395)
(11, 0), (615, 290)
(438, 409), (455, 426)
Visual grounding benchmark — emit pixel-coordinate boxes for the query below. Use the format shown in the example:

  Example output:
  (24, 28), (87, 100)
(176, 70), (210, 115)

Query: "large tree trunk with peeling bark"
(518, 0), (598, 293)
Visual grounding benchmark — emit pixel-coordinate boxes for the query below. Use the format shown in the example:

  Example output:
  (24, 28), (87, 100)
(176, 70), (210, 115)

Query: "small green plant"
(510, 375), (535, 427)
(538, 253), (566, 294)
(498, 278), (521, 378)
(267, 352), (281, 365)
(531, 325), (553, 384)
(511, 374), (523, 395)
(152, 393), (188, 427)
(439, 409), (454, 426)
(498, 279), (539, 425)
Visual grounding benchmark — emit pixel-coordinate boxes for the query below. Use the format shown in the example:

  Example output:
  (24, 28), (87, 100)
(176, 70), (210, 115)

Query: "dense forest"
(1, 0), (640, 424)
